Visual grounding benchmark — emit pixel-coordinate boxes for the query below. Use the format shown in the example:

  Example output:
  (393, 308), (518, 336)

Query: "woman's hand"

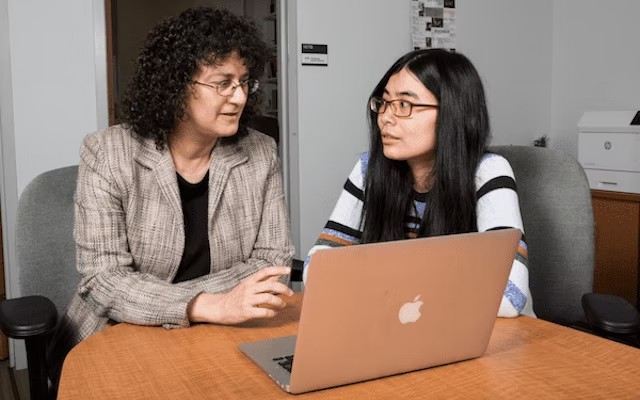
(187, 266), (293, 324)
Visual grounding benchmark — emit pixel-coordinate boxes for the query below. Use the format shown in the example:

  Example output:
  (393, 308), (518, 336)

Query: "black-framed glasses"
(369, 97), (439, 117)
(192, 79), (260, 97)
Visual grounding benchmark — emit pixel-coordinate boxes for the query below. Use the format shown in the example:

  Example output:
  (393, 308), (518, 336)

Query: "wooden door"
(106, 0), (116, 125)
(592, 190), (640, 307)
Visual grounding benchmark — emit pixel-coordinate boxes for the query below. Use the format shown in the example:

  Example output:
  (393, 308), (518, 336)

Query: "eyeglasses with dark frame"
(369, 97), (439, 117)
(192, 79), (260, 97)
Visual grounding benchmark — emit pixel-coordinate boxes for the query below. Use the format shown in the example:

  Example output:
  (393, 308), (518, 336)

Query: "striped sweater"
(303, 152), (535, 318)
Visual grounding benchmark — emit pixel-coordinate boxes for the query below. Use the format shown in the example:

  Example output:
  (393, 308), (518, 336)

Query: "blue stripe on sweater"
(413, 199), (426, 217)
(504, 280), (526, 312)
(360, 152), (369, 179)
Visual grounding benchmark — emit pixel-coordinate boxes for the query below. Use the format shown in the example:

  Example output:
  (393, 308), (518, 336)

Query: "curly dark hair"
(120, 7), (270, 149)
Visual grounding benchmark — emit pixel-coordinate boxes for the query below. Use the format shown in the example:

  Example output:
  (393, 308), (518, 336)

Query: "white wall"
(288, 0), (413, 257)
(457, 0), (554, 147)
(9, 0), (105, 195)
(550, 0), (640, 155)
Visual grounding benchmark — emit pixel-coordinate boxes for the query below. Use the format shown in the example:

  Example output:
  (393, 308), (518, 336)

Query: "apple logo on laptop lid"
(399, 295), (423, 324)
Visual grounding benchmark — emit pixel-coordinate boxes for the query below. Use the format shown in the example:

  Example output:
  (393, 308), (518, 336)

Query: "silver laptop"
(238, 229), (521, 394)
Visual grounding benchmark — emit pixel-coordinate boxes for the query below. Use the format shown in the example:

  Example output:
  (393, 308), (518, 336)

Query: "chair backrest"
(489, 146), (595, 325)
(16, 166), (80, 320)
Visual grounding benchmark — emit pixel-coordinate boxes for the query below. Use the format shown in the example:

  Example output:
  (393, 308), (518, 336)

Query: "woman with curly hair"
(303, 49), (535, 318)
(49, 6), (294, 384)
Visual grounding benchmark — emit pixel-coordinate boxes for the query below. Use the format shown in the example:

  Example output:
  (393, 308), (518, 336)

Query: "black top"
(172, 171), (211, 283)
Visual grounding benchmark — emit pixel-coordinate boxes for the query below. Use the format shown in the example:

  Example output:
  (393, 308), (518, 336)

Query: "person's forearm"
(187, 292), (223, 323)
(186, 266), (293, 325)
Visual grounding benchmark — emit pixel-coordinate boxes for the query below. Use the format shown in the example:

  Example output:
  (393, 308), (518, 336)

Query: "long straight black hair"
(362, 49), (490, 243)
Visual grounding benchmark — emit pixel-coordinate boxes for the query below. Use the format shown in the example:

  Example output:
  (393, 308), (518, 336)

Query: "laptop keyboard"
(272, 355), (294, 372)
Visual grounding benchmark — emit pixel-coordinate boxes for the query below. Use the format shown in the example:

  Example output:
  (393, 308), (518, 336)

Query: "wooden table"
(58, 294), (640, 399)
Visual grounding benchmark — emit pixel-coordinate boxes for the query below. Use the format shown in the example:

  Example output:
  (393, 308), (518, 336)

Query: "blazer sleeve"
(74, 134), (201, 329)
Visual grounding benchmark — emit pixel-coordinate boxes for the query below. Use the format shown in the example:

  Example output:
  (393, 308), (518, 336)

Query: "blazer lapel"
(208, 140), (249, 221)
(134, 138), (183, 224)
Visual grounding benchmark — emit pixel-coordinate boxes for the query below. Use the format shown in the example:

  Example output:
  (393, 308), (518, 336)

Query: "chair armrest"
(0, 295), (58, 338)
(582, 293), (640, 335)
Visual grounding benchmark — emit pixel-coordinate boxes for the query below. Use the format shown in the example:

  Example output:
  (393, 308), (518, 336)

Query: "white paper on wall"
(411, 0), (456, 51)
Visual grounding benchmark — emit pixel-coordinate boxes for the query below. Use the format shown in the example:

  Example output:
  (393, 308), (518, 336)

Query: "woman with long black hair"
(303, 48), (534, 318)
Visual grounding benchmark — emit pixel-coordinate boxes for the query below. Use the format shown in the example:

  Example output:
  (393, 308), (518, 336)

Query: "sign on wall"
(301, 44), (328, 66)
(411, 0), (456, 50)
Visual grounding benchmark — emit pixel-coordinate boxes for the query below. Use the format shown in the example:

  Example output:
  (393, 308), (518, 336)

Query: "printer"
(578, 110), (640, 194)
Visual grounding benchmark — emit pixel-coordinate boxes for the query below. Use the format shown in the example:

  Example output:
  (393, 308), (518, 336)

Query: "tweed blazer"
(50, 125), (294, 368)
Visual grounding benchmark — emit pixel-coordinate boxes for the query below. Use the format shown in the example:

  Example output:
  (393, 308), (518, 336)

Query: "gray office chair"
(0, 165), (80, 400)
(490, 146), (639, 344)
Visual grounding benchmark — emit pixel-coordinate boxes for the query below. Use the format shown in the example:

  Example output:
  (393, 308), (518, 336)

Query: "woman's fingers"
(251, 292), (287, 309)
(250, 307), (278, 319)
(232, 294), (283, 321)
(239, 266), (293, 296)
(252, 280), (293, 297)
(212, 266), (294, 323)
(250, 266), (291, 283)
